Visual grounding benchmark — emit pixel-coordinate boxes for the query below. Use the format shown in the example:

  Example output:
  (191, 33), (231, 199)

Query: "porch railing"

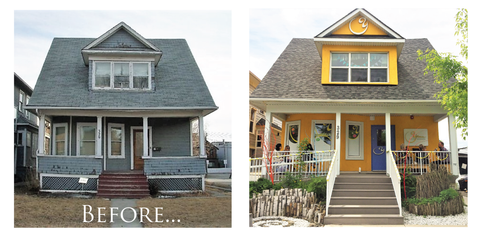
(325, 149), (339, 217)
(386, 151), (402, 215)
(391, 150), (452, 175)
(249, 150), (335, 182)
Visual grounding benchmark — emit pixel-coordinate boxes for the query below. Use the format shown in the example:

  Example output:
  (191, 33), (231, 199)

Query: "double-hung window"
(53, 123), (68, 155)
(93, 61), (151, 90)
(330, 53), (388, 83)
(108, 123), (125, 158)
(77, 123), (96, 156)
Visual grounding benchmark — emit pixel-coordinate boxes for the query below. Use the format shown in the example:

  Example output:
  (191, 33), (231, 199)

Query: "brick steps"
(97, 171), (150, 199)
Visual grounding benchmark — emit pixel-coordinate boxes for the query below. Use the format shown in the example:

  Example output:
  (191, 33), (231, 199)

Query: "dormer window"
(330, 52), (388, 83)
(93, 61), (151, 90)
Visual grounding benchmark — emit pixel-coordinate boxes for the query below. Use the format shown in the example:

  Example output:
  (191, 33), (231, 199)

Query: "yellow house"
(250, 8), (459, 174)
(250, 9), (461, 224)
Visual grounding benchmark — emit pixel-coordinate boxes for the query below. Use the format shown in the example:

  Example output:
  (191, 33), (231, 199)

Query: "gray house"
(26, 22), (217, 196)
(14, 73), (39, 182)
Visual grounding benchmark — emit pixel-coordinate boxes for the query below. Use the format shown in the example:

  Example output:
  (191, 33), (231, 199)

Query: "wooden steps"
(324, 173), (403, 225)
(97, 171), (150, 199)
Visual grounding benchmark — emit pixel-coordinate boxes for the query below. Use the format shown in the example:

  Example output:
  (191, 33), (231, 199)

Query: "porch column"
(96, 116), (103, 158)
(198, 115), (206, 157)
(448, 114), (459, 175)
(335, 112), (341, 174)
(143, 117), (149, 157)
(37, 114), (45, 156)
(385, 113), (391, 174)
(261, 111), (272, 177)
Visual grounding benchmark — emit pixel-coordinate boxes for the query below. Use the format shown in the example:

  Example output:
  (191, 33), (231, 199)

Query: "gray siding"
(38, 156), (102, 175)
(94, 28), (150, 49)
(151, 118), (191, 156)
(144, 158), (206, 175)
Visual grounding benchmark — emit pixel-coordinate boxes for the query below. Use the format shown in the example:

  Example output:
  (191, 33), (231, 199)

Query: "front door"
(285, 121), (300, 151)
(371, 125), (395, 171)
(133, 129), (150, 170)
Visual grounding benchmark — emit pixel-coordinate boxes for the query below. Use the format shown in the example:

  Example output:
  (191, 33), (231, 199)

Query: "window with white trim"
(18, 91), (24, 113)
(331, 53), (388, 83)
(93, 61), (151, 90)
(108, 123), (125, 158)
(77, 123), (96, 156)
(346, 121), (364, 160)
(53, 123), (68, 155)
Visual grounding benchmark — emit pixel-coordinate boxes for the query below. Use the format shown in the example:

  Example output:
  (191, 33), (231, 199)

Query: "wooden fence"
(249, 188), (325, 225)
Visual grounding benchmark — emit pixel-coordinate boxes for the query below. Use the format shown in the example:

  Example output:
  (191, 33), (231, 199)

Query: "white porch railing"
(249, 150), (335, 182)
(386, 151), (402, 215)
(325, 149), (339, 217)
(392, 150), (452, 175)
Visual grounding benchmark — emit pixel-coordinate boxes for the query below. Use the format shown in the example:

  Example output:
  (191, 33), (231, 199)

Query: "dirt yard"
(137, 195), (231, 228)
(14, 193), (112, 228)
(14, 186), (231, 228)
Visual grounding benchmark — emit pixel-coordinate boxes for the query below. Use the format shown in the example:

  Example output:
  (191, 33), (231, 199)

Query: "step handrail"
(325, 149), (339, 217)
(386, 150), (402, 216)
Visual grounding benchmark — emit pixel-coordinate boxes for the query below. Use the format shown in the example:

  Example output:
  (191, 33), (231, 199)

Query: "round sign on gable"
(349, 16), (369, 35)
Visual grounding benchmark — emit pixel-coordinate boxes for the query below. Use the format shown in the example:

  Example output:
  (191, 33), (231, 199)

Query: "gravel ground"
(403, 195), (468, 226)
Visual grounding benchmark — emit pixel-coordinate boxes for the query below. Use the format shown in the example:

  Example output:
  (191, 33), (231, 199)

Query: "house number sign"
(336, 125), (340, 139)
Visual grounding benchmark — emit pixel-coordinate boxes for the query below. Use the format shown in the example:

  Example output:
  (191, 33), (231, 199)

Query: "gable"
(93, 28), (152, 50)
(81, 22), (162, 66)
(331, 15), (388, 36)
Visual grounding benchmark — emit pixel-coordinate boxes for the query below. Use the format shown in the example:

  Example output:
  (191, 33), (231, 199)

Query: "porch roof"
(28, 38), (217, 113)
(250, 38), (450, 101)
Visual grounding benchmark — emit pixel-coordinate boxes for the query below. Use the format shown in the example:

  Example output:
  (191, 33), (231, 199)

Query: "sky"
(249, 8), (469, 150)
(13, 10), (232, 142)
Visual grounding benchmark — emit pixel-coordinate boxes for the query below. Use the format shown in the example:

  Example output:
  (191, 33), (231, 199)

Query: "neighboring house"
(212, 141), (232, 168)
(26, 22), (217, 193)
(192, 132), (220, 167)
(14, 73), (39, 182)
(249, 71), (282, 158)
(458, 147), (467, 175)
(250, 9), (461, 224)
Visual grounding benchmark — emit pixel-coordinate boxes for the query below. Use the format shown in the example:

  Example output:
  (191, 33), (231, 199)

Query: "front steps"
(324, 172), (404, 225)
(97, 171), (150, 199)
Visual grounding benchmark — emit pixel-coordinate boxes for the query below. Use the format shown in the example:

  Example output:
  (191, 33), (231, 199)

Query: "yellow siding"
(321, 45), (398, 85)
(332, 16), (388, 36)
(283, 114), (439, 172)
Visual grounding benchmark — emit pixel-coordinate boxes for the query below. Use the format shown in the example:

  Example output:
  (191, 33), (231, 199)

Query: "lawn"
(14, 194), (111, 228)
(136, 196), (231, 228)
(14, 186), (231, 228)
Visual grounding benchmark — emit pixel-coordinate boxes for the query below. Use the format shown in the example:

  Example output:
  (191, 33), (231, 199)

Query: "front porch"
(35, 110), (210, 193)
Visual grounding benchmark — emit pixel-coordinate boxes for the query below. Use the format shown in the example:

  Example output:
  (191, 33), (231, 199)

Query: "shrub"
(149, 183), (159, 196)
(400, 169), (416, 200)
(306, 176), (327, 202)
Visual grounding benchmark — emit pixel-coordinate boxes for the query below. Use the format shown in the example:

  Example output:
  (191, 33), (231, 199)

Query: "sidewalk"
(205, 173), (231, 190)
(110, 199), (143, 228)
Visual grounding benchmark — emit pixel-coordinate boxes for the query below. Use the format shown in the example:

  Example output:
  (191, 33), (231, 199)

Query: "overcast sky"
(249, 8), (468, 149)
(14, 10), (232, 142)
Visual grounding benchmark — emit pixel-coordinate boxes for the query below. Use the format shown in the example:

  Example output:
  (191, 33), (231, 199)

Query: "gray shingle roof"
(250, 38), (444, 101)
(29, 38), (217, 109)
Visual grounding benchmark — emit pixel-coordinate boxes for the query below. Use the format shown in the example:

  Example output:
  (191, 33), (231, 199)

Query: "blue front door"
(371, 125), (395, 171)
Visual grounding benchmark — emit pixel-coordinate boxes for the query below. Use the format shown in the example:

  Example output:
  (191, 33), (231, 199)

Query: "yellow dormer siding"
(321, 45), (398, 85)
(332, 16), (388, 36)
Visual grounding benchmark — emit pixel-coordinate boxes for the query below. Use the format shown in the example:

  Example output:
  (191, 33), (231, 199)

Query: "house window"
(18, 91), (24, 113)
(108, 123), (125, 158)
(331, 53), (388, 83)
(346, 121), (364, 160)
(32, 133), (38, 157)
(93, 61), (151, 90)
(53, 123), (68, 155)
(249, 108), (256, 133)
(77, 123), (96, 156)
(256, 130), (264, 148)
(25, 96), (31, 119)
